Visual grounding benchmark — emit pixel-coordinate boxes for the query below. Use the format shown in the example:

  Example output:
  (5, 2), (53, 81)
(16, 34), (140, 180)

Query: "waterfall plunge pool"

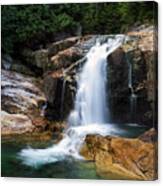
(1, 122), (149, 179)
(2, 36), (150, 178)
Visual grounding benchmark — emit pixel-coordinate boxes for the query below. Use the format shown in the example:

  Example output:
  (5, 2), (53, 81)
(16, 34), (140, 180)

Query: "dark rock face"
(107, 47), (130, 123)
(80, 129), (157, 180)
(43, 70), (75, 120)
(107, 27), (157, 127)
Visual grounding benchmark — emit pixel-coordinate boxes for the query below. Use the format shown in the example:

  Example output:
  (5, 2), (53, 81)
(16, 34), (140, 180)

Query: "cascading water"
(18, 35), (126, 168)
(127, 55), (137, 123)
(69, 43), (108, 126)
(60, 79), (66, 118)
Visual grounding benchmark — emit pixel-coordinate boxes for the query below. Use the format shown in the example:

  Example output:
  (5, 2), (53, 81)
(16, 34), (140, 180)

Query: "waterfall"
(130, 92), (137, 122)
(68, 43), (108, 125)
(60, 79), (66, 118)
(68, 36), (125, 126)
(40, 103), (47, 117)
(18, 35), (125, 167)
(127, 55), (137, 123)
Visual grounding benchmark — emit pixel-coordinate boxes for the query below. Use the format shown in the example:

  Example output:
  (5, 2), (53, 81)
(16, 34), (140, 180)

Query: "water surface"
(1, 123), (149, 179)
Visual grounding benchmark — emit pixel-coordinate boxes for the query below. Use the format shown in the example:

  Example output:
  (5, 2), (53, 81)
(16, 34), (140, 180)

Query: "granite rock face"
(107, 26), (157, 126)
(1, 69), (46, 114)
(1, 111), (34, 135)
(80, 128), (157, 180)
(1, 70), (48, 136)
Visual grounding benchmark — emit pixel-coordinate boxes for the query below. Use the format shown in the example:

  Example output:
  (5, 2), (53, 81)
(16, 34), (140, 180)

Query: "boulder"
(80, 129), (157, 180)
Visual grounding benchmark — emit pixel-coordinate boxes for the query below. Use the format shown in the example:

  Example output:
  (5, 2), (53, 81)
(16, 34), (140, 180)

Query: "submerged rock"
(80, 129), (157, 180)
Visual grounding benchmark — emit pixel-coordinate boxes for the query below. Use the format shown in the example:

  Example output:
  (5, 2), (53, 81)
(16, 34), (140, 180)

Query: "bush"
(1, 2), (157, 55)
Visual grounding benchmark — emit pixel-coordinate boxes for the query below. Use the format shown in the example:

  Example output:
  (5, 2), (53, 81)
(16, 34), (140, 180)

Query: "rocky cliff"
(1, 25), (157, 136)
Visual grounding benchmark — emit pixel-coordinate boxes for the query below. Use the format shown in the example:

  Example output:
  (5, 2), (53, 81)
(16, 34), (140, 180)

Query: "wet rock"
(80, 129), (157, 180)
(107, 47), (130, 122)
(43, 70), (75, 120)
(107, 26), (157, 126)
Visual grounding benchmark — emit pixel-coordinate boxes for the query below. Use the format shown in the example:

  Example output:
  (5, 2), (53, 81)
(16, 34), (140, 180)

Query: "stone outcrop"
(21, 36), (84, 72)
(1, 70), (49, 135)
(107, 25), (157, 126)
(1, 111), (34, 135)
(43, 70), (75, 120)
(80, 128), (157, 180)
(1, 69), (46, 114)
(47, 36), (81, 57)
(1, 25), (157, 134)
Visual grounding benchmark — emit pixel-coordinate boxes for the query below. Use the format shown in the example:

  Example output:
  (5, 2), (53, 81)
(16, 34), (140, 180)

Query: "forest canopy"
(1, 2), (157, 54)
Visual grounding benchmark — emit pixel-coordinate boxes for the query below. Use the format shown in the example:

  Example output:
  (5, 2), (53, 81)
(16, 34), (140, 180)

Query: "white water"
(126, 55), (137, 122)
(18, 35), (125, 167)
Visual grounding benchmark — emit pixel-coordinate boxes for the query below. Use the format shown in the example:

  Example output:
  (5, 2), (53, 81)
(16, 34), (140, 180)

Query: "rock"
(80, 129), (157, 180)
(21, 36), (81, 73)
(2, 130), (53, 143)
(32, 49), (49, 69)
(2, 54), (35, 76)
(43, 70), (75, 120)
(1, 70), (50, 135)
(107, 25), (157, 126)
(18, 28), (157, 126)
(22, 48), (49, 72)
(1, 111), (34, 135)
(139, 128), (157, 142)
(10, 62), (35, 76)
(21, 35), (96, 74)
(48, 36), (80, 57)
(49, 46), (83, 71)
(1, 69), (46, 114)
(2, 54), (13, 70)
(107, 47), (130, 123)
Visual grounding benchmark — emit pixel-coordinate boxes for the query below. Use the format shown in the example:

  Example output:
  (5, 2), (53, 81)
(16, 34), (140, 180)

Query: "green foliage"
(1, 2), (157, 54)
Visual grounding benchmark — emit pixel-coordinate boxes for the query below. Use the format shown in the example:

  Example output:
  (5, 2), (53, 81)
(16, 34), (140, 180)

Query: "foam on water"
(18, 35), (125, 167)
